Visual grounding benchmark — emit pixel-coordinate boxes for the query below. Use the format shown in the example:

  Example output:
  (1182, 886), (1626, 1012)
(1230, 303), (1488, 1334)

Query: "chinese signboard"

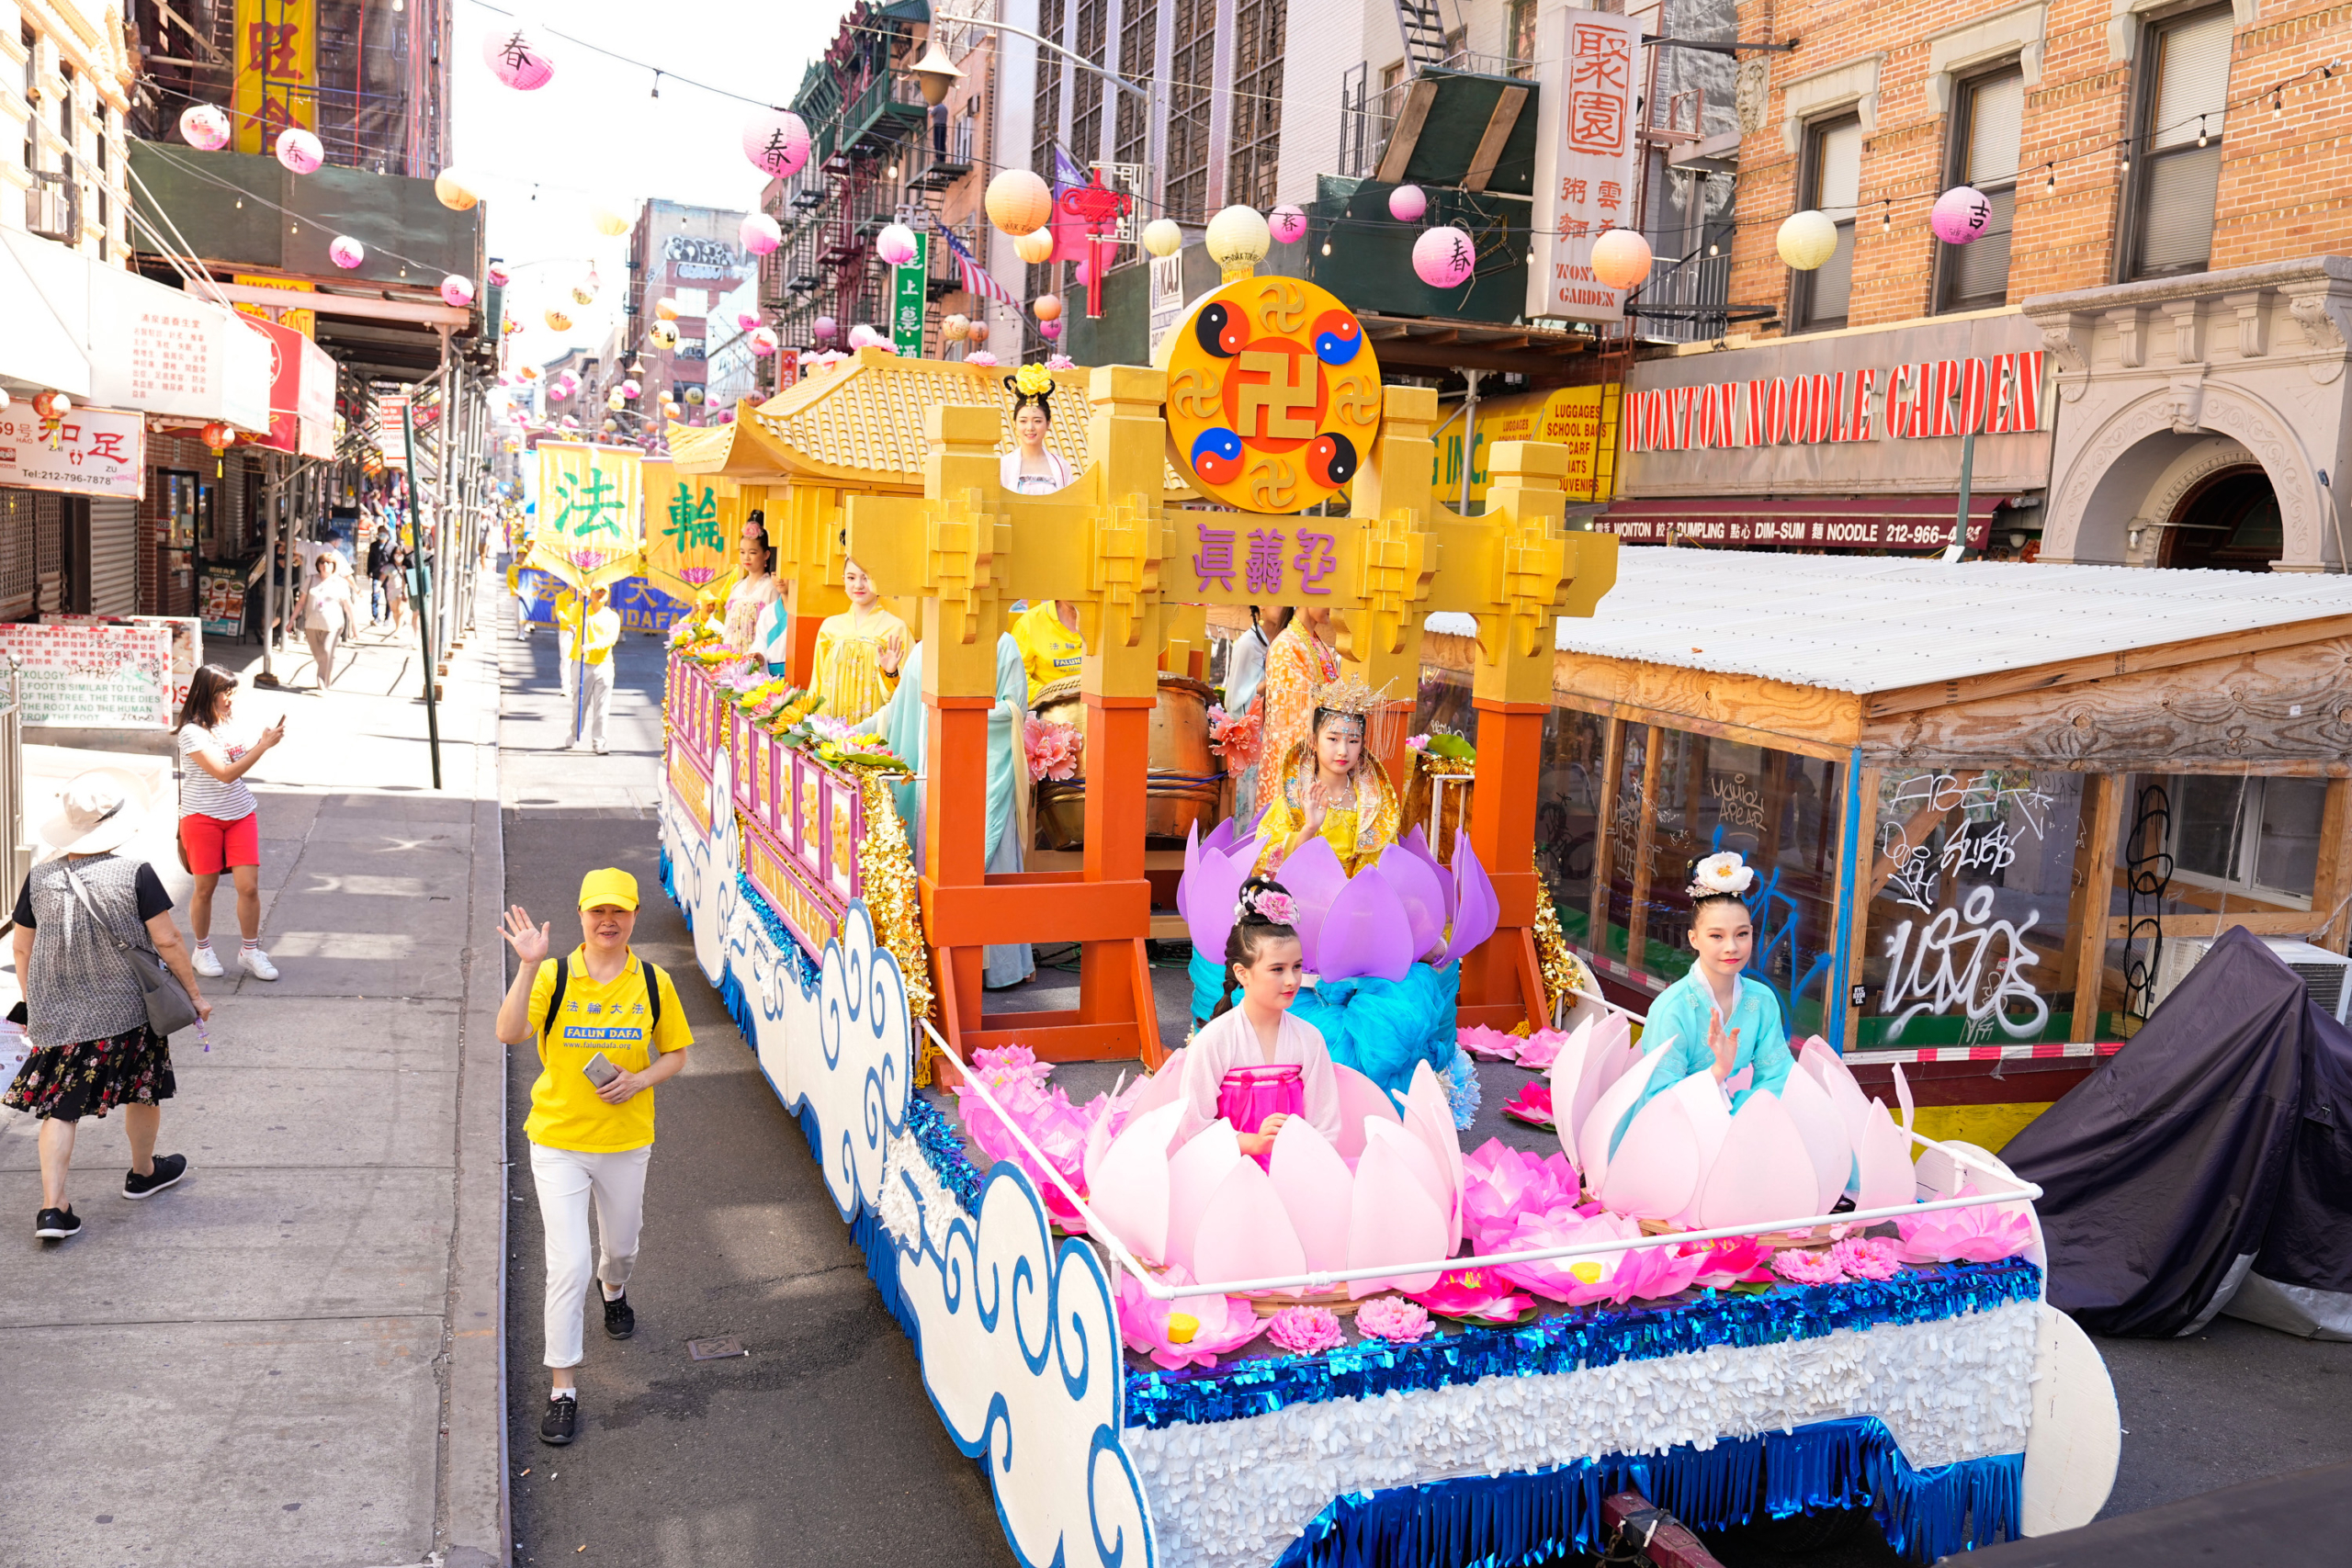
(83, 275), (274, 431)
(891, 231), (929, 358)
(530, 441), (643, 590)
(251, 314), (336, 457)
(232, 0), (316, 153)
(0, 621), (173, 728)
(1148, 254), (1187, 361)
(639, 457), (733, 604)
(0, 404), (144, 499)
(377, 394), (410, 468)
(1162, 275), (1384, 513)
(1525, 7), (1642, 324)
(1432, 384), (1618, 509)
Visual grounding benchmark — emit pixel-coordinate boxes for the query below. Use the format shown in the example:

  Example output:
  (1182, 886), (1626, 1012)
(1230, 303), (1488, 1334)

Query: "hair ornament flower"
(1238, 886), (1298, 926)
(1688, 850), (1757, 900)
(1012, 362), (1055, 397)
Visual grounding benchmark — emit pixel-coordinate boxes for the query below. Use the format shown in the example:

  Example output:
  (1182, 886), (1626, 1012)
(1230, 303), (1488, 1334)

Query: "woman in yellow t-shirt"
(1012, 598), (1084, 704)
(808, 557), (910, 724)
(496, 867), (692, 1447)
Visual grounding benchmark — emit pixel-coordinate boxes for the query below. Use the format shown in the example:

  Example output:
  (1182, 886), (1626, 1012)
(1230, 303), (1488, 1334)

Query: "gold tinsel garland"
(1530, 866), (1595, 1022)
(855, 773), (942, 1085)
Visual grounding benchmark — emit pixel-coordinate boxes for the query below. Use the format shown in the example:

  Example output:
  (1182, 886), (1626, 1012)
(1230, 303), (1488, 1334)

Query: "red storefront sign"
(249, 315), (335, 457)
(1597, 496), (2002, 551)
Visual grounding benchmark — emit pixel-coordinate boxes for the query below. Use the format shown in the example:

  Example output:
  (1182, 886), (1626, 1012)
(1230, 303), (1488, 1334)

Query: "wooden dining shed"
(1416, 547), (2352, 1146)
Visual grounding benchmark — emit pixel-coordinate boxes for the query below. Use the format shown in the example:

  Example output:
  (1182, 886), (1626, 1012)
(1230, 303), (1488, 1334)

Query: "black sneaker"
(539, 1394), (577, 1446)
(35, 1207), (81, 1240)
(602, 1292), (635, 1339)
(122, 1153), (188, 1201)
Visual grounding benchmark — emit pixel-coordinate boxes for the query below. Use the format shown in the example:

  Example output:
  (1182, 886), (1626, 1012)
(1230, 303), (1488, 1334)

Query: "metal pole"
(401, 400), (444, 789)
(1944, 426), (1976, 563)
(256, 453), (281, 685)
(1457, 367), (1483, 514)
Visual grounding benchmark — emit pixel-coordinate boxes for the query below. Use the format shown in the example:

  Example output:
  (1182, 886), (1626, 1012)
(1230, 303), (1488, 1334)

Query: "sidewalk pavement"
(0, 593), (511, 1568)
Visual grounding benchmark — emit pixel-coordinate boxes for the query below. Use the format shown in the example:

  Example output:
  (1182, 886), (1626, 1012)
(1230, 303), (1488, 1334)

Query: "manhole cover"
(687, 1337), (747, 1361)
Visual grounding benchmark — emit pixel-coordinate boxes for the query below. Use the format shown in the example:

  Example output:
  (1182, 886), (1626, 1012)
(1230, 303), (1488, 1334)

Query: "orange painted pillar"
(1464, 699), (1549, 1017)
(922, 693), (998, 1043)
(1078, 693), (1154, 1035)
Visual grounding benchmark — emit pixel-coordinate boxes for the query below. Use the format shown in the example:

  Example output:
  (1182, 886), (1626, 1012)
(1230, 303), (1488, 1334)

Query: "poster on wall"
(44, 615), (203, 716)
(0, 404), (145, 499)
(1525, 6), (1643, 324)
(198, 569), (248, 638)
(0, 621), (174, 728)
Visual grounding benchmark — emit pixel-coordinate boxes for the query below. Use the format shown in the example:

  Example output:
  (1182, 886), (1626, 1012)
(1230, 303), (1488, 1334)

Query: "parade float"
(658, 277), (2121, 1568)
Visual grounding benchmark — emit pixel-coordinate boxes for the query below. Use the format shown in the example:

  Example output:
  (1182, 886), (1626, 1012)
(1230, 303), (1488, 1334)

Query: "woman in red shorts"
(175, 665), (286, 981)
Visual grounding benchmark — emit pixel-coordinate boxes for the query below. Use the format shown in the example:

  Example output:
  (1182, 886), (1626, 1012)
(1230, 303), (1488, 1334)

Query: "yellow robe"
(1257, 622), (1341, 806)
(1012, 600), (1084, 705)
(809, 605), (910, 724)
(1253, 744), (1401, 876)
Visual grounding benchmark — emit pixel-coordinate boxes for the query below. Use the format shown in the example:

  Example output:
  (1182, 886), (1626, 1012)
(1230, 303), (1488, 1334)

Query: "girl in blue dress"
(1613, 851), (1793, 1152)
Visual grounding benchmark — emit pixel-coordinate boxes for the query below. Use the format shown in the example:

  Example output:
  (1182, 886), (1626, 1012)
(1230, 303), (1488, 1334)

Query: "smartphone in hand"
(582, 1051), (621, 1088)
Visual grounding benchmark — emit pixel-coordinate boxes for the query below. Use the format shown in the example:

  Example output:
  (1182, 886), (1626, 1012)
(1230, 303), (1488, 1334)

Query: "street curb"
(441, 583), (513, 1567)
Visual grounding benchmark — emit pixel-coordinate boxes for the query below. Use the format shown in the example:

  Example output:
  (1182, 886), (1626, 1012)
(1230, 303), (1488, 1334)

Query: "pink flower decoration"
(1457, 1138), (1584, 1252)
(1355, 1295), (1433, 1343)
(1252, 890), (1298, 925)
(1514, 1028), (1569, 1071)
(1407, 734), (1430, 752)
(1499, 1080), (1555, 1130)
(1770, 1247), (1846, 1286)
(1206, 704), (1263, 767)
(1457, 1024), (1520, 1062)
(1408, 1268), (1537, 1325)
(1894, 1185), (2035, 1263)
(1116, 1267), (1263, 1370)
(1686, 1235), (1777, 1288)
(1266, 1304), (1346, 1355)
(1023, 715), (1084, 783)
(1830, 1235), (1904, 1281)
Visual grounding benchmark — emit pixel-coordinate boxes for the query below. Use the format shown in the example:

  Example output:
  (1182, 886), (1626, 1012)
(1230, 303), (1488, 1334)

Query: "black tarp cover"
(2002, 928), (2352, 1337)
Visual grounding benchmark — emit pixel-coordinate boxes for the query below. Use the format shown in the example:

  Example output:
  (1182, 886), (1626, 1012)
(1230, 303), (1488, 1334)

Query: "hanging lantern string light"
(139, 141), (462, 280)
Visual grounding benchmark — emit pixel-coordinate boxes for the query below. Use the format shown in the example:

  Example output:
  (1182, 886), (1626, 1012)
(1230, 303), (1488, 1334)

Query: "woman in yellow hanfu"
(1253, 675), (1401, 877)
(1255, 606), (1340, 820)
(807, 557), (910, 724)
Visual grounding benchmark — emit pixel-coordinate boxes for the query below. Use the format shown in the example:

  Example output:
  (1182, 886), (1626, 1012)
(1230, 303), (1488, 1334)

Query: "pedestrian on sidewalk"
(299, 553), (356, 691)
(556, 583), (622, 754)
(175, 665), (284, 982)
(365, 521), (394, 630)
(496, 869), (691, 1447)
(6, 769), (212, 1241)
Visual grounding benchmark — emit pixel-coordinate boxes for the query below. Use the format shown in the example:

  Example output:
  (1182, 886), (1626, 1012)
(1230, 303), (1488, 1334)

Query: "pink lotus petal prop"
(1687, 1234), (1777, 1288)
(1317, 862), (1416, 983)
(1115, 1265), (1264, 1370)
(1363, 1118), (1450, 1218)
(1894, 1182), (2035, 1263)
(1331, 1063), (1401, 1159)
(1514, 1028), (1569, 1071)
(1776, 1059), (1856, 1216)
(1269, 1116), (1354, 1273)
(1597, 1091), (1701, 1222)
(1436, 830), (1499, 964)
(1500, 1081), (1555, 1129)
(1397, 824), (1456, 923)
(1564, 1013), (1631, 1158)
(1126, 1051), (1189, 1122)
(1497, 1208), (1634, 1303)
(1408, 1267), (1535, 1324)
(1182, 834), (1253, 963)
(1458, 1024), (1520, 1062)
(1401, 1061), (1465, 1252)
(1277, 835), (1349, 972)
(1854, 1098), (1916, 1212)
(1163, 1119), (1243, 1276)
(1613, 1233), (1708, 1303)
(1668, 1070), (1733, 1180)
(1893, 1060), (1916, 1136)
(1577, 1033), (1677, 1188)
(1086, 1099), (1184, 1263)
(1460, 1139), (1538, 1250)
(1347, 1126), (1451, 1297)
(1694, 1089), (1821, 1231)
(1192, 1156), (1307, 1287)
(1375, 842), (1448, 960)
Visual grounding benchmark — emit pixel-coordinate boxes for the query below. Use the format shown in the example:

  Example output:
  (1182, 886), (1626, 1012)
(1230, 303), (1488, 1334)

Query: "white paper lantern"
(1142, 218), (1183, 258)
(1204, 205), (1271, 275)
(1777, 210), (1839, 271)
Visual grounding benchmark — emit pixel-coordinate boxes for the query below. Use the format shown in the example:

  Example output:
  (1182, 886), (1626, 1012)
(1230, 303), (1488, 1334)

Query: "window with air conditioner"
(1794, 115), (1862, 332)
(1938, 66), (2022, 311)
(2128, 6), (2232, 280)
(2165, 773), (2325, 908)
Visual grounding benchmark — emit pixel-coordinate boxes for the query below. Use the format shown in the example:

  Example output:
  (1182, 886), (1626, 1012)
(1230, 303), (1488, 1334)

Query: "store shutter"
(87, 497), (138, 615)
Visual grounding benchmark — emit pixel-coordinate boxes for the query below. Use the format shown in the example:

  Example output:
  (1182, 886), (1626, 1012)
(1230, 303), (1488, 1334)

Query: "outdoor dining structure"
(655, 283), (2129, 1568)
(1457, 551), (2352, 1152)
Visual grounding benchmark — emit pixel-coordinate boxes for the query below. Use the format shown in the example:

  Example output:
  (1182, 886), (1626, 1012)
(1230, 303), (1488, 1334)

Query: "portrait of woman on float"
(999, 364), (1074, 496)
(808, 555), (909, 724)
(1257, 605), (1340, 801)
(1178, 875), (1343, 1163)
(720, 513), (781, 657)
(1613, 851), (1792, 1150)
(1252, 678), (1401, 878)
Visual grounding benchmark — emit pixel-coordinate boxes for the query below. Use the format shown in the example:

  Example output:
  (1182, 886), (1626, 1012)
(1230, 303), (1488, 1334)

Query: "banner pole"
(402, 400), (443, 789)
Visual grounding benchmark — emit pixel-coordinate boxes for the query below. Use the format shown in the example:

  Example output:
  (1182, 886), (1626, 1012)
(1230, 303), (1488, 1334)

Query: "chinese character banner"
(531, 442), (644, 591)
(1526, 8), (1642, 324)
(1181, 515), (1365, 611)
(232, 0), (317, 153)
(639, 457), (735, 604)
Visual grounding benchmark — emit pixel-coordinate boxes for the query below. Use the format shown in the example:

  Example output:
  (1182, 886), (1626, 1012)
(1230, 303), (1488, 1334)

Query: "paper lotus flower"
(1354, 1294), (1432, 1342)
(328, 235), (366, 270)
(1895, 1184), (2034, 1264)
(1499, 1080), (1554, 1130)
(1489, 1205), (1701, 1305)
(952, 1044), (1116, 1230)
(275, 127), (323, 174)
(483, 24), (555, 89)
(1266, 1304), (1346, 1354)
(1460, 1140), (1583, 1252)
(1458, 1025), (1520, 1063)
(1770, 1247), (1845, 1285)
(179, 104), (231, 152)
(1831, 1235), (1904, 1280)
(1116, 1266), (1262, 1370)
(1409, 1268), (1534, 1324)
(966, 351), (998, 367)
(742, 108), (811, 178)
(1046, 353), (1076, 371)
(1179, 820), (1496, 983)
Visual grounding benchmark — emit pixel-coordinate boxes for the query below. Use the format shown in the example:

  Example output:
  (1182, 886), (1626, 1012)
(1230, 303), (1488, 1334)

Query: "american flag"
(940, 228), (1017, 308)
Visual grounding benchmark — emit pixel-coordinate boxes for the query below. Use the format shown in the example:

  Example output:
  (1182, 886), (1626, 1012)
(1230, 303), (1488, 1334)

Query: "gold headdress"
(1310, 674), (1403, 761)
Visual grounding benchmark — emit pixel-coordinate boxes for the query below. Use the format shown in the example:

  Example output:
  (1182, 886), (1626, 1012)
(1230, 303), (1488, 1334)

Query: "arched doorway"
(2158, 466), (2282, 571)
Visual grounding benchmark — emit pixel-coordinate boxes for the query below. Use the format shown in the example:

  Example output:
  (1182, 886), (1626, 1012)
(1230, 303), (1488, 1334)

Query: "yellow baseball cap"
(577, 867), (639, 910)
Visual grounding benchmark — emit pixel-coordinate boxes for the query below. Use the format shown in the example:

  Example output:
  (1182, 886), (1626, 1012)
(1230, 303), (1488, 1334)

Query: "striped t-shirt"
(178, 724), (257, 822)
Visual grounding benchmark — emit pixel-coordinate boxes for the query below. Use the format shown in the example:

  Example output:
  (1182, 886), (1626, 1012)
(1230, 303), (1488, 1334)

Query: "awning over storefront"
(1596, 495), (2012, 551)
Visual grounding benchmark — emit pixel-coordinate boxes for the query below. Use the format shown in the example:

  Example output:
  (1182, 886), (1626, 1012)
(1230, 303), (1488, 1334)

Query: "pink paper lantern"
(848, 324), (880, 348)
(876, 222), (920, 266)
(486, 264), (511, 288)
(179, 104), (231, 152)
(1411, 225), (1476, 288)
(275, 127), (322, 175)
(812, 316), (839, 342)
(328, 235), (366, 270)
(481, 24), (555, 91)
(742, 109), (811, 179)
(749, 328), (779, 357)
(1269, 204), (1309, 243)
(1931, 186), (1995, 245)
(439, 274), (475, 308)
(737, 310), (761, 332)
(1072, 258), (1093, 286)
(1038, 318), (1063, 340)
(619, 378), (642, 399)
(1388, 185), (1428, 222)
(740, 212), (782, 256)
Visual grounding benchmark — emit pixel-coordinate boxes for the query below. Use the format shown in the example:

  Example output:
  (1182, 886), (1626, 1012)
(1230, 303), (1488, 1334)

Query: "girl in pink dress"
(1181, 876), (1343, 1163)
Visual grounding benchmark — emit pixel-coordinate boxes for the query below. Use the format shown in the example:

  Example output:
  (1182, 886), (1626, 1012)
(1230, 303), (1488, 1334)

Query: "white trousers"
(528, 1141), (650, 1369)
(560, 656), (614, 746)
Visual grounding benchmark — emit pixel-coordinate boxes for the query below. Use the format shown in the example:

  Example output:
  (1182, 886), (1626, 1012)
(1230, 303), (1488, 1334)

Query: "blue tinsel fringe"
(1269, 1415), (2022, 1566)
(1443, 1046), (1481, 1130)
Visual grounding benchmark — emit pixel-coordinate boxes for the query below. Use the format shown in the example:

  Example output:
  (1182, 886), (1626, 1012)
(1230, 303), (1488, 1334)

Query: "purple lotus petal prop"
(1375, 843), (1447, 961)
(1316, 863), (1417, 983)
(1398, 824), (1455, 923)
(1179, 821), (1201, 931)
(1204, 816), (1238, 854)
(1276, 835), (1348, 973)
(1184, 835), (1254, 964)
(1437, 830), (1499, 965)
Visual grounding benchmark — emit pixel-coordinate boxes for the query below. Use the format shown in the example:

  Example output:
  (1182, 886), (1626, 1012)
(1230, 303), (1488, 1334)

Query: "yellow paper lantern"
(942, 313), (971, 342)
(655, 298), (681, 321)
(1012, 227), (1056, 265)
(986, 169), (1053, 237)
(1033, 293), (1063, 321)
(434, 168), (479, 211)
(1777, 209), (1839, 271)
(590, 199), (631, 238)
(650, 321), (680, 349)
(544, 308), (573, 332)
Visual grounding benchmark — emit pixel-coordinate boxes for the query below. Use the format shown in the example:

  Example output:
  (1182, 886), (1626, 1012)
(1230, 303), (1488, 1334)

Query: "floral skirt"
(3, 1025), (174, 1122)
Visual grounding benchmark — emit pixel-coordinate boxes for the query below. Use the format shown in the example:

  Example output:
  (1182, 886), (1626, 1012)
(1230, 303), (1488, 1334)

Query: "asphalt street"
(496, 606), (1008, 1568)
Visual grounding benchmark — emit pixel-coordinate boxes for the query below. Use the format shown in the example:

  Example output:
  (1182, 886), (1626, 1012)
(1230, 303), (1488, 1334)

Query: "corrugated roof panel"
(1422, 547), (2352, 694)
